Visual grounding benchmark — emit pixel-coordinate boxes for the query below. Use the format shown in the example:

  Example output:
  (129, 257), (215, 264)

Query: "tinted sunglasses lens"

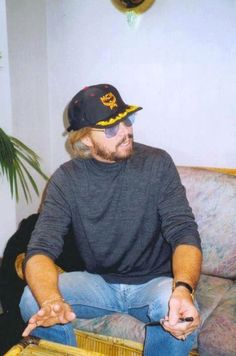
(105, 124), (119, 138)
(104, 114), (136, 138)
(124, 114), (136, 127)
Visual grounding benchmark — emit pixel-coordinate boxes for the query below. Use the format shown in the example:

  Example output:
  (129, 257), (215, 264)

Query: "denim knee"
(147, 282), (172, 321)
(19, 286), (39, 321)
(31, 323), (77, 346)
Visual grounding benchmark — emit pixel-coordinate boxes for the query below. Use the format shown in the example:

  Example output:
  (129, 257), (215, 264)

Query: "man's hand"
(22, 299), (76, 337)
(161, 287), (200, 340)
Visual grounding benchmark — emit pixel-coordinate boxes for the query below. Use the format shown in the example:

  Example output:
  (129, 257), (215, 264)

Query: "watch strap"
(173, 281), (194, 296)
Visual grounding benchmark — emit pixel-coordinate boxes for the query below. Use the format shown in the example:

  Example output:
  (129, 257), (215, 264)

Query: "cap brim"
(95, 105), (142, 128)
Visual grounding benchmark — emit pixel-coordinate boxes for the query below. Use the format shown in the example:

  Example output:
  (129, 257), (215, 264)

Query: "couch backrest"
(177, 167), (236, 280)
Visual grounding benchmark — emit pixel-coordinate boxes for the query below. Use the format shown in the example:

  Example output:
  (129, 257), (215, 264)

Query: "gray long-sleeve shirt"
(26, 142), (201, 284)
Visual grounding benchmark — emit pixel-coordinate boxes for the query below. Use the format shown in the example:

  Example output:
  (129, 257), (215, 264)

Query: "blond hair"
(69, 127), (92, 159)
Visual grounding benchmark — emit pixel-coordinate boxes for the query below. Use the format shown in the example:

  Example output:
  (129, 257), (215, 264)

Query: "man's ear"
(81, 135), (93, 148)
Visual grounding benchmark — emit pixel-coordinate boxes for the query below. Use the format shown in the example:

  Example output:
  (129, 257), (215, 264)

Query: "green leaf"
(0, 127), (48, 202)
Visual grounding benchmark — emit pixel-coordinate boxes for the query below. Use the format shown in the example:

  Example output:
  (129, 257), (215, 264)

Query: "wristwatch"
(173, 281), (195, 299)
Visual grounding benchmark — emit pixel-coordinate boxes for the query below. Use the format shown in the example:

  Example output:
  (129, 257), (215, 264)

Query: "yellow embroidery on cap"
(96, 106), (139, 127)
(100, 92), (118, 110)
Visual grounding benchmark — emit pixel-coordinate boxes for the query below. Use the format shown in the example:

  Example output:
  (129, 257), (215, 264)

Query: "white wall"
(47, 0), (236, 170)
(6, 0), (51, 224)
(1, 0), (235, 254)
(0, 0), (16, 254)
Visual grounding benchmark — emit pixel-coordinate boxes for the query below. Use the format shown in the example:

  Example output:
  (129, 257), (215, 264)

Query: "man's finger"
(22, 302), (76, 338)
(55, 310), (75, 324)
(168, 309), (180, 326)
(22, 322), (37, 337)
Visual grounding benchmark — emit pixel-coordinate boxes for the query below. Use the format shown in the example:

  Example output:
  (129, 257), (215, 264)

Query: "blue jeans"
(20, 271), (197, 355)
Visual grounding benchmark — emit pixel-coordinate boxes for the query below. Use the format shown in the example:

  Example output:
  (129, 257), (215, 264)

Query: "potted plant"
(0, 127), (48, 202)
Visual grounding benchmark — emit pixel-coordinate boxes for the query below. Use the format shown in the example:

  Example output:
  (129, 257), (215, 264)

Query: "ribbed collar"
(86, 158), (126, 174)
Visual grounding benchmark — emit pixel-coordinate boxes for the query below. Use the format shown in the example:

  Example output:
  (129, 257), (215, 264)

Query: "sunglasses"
(92, 114), (136, 139)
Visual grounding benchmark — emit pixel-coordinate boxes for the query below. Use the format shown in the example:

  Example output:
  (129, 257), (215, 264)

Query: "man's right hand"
(22, 299), (76, 337)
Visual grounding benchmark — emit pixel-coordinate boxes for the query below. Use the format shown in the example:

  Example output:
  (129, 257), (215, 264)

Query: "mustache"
(117, 134), (134, 146)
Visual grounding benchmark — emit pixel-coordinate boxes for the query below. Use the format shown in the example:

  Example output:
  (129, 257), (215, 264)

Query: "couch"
(177, 167), (236, 355)
(2, 167), (236, 355)
(72, 167), (236, 356)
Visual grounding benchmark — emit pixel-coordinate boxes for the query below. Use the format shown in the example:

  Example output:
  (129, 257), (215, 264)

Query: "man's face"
(84, 122), (134, 163)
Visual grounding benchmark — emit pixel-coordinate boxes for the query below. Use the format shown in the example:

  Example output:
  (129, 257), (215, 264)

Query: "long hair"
(69, 128), (92, 159)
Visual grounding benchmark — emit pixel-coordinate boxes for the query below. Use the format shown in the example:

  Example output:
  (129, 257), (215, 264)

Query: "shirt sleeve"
(25, 167), (72, 264)
(157, 153), (201, 251)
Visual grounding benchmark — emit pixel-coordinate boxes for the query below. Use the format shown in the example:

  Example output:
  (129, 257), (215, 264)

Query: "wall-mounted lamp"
(111, 0), (155, 14)
(111, 0), (156, 27)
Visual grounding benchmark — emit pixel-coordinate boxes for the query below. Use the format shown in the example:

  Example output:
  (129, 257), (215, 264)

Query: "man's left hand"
(161, 287), (200, 340)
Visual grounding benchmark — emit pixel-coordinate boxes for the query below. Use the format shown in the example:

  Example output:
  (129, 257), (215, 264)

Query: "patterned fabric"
(196, 274), (233, 324)
(177, 167), (236, 279)
(73, 313), (145, 343)
(198, 283), (236, 356)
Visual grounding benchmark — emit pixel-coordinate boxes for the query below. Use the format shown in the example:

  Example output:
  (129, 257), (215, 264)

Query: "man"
(20, 84), (202, 355)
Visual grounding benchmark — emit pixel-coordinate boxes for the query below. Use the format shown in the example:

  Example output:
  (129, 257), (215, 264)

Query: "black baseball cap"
(67, 84), (142, 132)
